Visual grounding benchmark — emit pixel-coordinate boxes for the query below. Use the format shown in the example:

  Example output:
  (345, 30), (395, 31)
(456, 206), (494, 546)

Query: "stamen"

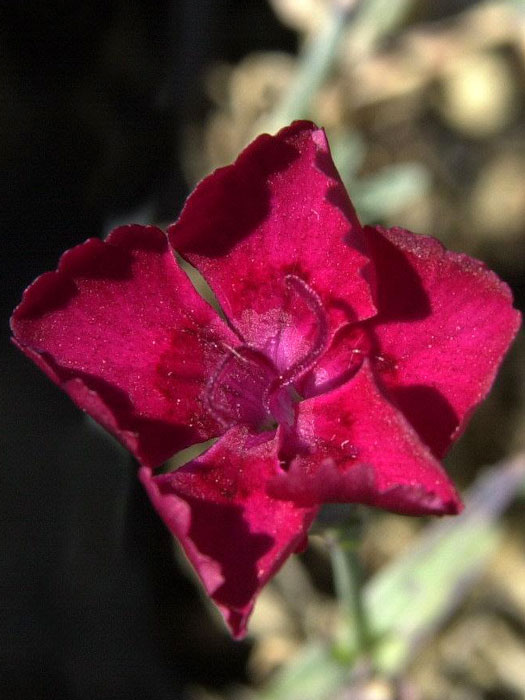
(222, 343), (253, 363)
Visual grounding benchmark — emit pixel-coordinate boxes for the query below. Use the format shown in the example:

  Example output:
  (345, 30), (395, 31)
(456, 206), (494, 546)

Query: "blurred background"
(1, 1), (524, 698)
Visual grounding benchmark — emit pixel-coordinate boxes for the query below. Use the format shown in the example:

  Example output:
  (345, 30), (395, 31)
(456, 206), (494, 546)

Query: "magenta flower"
(11, 122), (520, 637)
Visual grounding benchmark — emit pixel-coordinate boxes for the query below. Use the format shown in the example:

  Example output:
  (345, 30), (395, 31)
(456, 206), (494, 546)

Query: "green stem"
(326, 525), (371, 659)
(346, 544), (370, 654)
(264, 0), (416, 135)
(265, 1), (357, 133)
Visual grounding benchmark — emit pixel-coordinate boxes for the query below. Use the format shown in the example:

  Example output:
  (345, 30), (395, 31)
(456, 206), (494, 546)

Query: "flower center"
(205, 344), (287, 430)
(205, 275), (329, 432)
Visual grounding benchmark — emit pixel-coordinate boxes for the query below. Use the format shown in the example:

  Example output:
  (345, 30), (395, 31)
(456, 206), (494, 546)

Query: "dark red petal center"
(205, 344), (283, 430)
(204, 275), (331, 432)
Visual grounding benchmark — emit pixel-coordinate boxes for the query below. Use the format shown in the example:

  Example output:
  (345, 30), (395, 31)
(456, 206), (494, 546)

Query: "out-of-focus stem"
(347, 0), (414, 61)
(326, 525), (371, 660)
(263, 0), (415, 134)
(265, 1), (358, 133)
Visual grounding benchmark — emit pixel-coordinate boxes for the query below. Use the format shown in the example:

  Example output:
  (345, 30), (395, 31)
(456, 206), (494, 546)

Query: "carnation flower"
(11, 122), (520, 637)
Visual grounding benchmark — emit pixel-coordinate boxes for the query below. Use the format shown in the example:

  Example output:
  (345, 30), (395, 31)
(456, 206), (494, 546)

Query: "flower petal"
(365, 226), (521, 456)
(168, 121), (376, 372)
(11, 225), (240, 467)
(269, 361), (462, 516)
(140, 427), (318, 638)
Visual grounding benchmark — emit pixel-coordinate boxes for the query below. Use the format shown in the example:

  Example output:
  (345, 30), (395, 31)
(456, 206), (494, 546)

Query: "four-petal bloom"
(11, 122), (520, 637)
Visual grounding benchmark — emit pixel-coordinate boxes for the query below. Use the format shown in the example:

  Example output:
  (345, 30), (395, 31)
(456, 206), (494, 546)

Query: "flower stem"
(263, 0), (416, 134)
(264, 1), (359, 133)
(325, 520), (371, 660)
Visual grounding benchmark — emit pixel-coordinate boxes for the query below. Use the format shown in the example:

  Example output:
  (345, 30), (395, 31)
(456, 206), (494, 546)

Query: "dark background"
(0, 2), (295, 698)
